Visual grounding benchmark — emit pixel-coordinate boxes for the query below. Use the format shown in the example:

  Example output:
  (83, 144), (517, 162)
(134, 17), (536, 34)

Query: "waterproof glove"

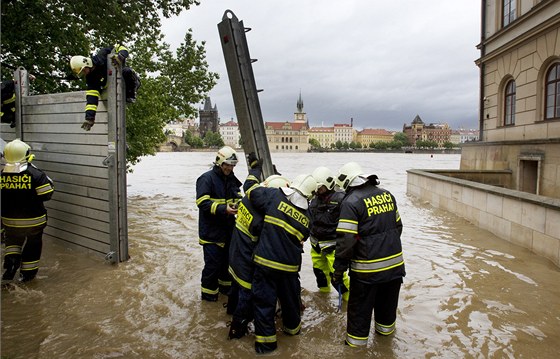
(81, 119), (95, 131)
(331, 271), (344, 288)
(247, 152), (261, 169)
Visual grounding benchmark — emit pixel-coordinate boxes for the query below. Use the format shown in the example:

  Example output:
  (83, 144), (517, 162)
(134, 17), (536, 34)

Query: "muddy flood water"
(2, 152), (559, 358)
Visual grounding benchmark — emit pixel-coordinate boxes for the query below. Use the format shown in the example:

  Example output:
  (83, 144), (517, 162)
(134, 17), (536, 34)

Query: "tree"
(393, 132), (410, 146)
(203, 131), (224, 148)
(309, 138), (321, 149)
(1, 0), (218, 167)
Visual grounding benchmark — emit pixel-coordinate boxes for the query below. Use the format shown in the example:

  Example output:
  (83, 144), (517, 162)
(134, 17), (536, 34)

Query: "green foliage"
(1, 0), (219, 167)
(393, 132), (410, 146)
(415, 140), (439, 149)
(443, 141), (455, 149)
(309, 138), (321, 149)
(203, 131), (224, 148)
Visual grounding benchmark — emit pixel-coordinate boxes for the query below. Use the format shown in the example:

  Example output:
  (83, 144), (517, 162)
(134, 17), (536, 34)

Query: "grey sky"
(162, 1), (481, 131)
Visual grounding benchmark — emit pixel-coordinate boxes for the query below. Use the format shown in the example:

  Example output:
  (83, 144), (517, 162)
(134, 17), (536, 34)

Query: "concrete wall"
(407, 169), (560, 267)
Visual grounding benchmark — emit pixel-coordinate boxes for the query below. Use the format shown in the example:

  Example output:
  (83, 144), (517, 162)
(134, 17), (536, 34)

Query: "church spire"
(296, 91), (304, 113)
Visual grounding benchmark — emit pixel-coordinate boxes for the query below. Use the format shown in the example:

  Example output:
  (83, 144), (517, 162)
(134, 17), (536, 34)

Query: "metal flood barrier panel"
(1, 65), (129, 263)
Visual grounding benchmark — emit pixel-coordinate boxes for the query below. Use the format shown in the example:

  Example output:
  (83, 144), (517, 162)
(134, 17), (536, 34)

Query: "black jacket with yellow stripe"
(196, 165), (242, 246)
(249, 187), (310, 273)
(84, 45), (129, 121)
(334, 180), (405, 284)
(1, 163), (54, 228)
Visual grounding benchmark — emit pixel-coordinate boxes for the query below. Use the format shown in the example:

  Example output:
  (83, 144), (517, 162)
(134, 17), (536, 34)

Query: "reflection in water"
(2, 152), (559, 358)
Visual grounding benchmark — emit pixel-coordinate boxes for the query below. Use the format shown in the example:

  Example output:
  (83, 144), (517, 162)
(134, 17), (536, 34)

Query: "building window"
(504, 80), (516, 126)
(545, 63), (560, 120)
(503, 0), (516, 27)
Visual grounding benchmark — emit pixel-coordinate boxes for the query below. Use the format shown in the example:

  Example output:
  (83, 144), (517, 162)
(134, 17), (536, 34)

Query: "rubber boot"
(2, 256), (20, 281)
(228, 319), (249, 339)
(255, 341), (277, 354)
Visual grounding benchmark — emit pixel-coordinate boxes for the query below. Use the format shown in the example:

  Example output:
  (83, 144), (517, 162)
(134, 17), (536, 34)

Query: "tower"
(294, 92), (307, 123)
(199, 97), (219, 138)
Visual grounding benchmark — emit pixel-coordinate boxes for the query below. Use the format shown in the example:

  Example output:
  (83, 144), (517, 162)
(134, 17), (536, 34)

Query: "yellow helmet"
(3, 139), (30, 163)
(262, 174), (290, 188)
(290, 174), (318, 199)
(215, 146), (238, 166)
(312, 166), (335, 191)
(70, 55), (93, 77)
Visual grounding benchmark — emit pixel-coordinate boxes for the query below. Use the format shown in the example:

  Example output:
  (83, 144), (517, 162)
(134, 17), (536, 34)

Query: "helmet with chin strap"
(312, 166), (335, 191)
(336, 162), (364, 191)
(215, 146), (238, 166)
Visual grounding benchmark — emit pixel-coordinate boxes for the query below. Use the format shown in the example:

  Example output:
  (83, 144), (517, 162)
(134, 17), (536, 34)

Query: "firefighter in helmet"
(1, 139), (54, 282)
(70, 44), (141, 131)
(248, 173), (317, 353)
(196, 146), (242, 302)
(331, 162), (405, 347)
(308, 166), (350, 300)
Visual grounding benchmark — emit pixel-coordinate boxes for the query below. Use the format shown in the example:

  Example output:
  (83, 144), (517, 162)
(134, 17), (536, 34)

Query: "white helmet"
(262, 174), (290, 188)
(3, 139), (30, 163)
(336, 162), (364, 190)
(312, 166), (335, 191)
(70, 55), (93, 77)
(215, 146), (238, 166)
(290, 174), (318, 199)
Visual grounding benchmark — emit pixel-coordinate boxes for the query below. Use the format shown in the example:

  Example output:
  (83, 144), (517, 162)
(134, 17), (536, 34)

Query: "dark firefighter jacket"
(196, 165), (242, 246)
(308, 189), (345, 252)
(249, 187), (310, 273)
(229, 167), (263, 289)
(1, 80), (16, 124)
(84, 45), (129, 121)
(1, 163), (54, 228)
(334, 179), (405, 284)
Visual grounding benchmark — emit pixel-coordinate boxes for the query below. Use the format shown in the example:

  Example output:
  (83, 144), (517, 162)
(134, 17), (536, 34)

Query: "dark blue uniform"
(334, 178), (405, 347)
(196, 165), (241, 301)
(247, 186), (310, 353)
(1, 163), (54, 281)
(227, 167), (262, 334)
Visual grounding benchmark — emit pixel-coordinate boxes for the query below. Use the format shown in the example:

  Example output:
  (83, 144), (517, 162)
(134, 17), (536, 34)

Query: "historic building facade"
(198, 97), (219, 139)
(356, 128), (394, 147)
(219, 120), (241, 149)
(402, 115), (452, 147)
(265, 95), (310, 152)
(462, 0), (560, 197)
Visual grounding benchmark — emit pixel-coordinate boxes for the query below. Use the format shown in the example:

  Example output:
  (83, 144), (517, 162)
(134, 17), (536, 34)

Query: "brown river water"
(2, 152), (559, 358)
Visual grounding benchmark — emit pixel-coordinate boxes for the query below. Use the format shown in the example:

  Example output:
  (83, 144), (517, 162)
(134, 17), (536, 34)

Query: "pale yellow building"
(356, 128), (394, 147)
(308, 126), (335, 148)
(265, 94), (310, 152)
(462, 0), (560, 197)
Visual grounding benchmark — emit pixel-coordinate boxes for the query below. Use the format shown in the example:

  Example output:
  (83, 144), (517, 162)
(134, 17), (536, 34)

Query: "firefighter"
(1, 80), (16, 128)
(69, 44), (141, 131)
(308, 166), (350, 300)
(1, 139), (54, 282)
(227, 161), (290, 339)
(331, 162), (405, 347)
(196, 146), (242, 302)
(248, 173), (318, 354)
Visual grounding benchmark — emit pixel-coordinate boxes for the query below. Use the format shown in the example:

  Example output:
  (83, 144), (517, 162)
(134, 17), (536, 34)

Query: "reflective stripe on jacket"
(249, 187), (310, 273)
(196, 165), (241, 245)
(1, 163), (54, 228)
(308, 189), (345, 251)
(334, 182), (405, 284)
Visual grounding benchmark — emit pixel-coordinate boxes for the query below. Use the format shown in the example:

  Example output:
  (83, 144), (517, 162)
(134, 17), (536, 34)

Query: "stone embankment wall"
(407, 169), (560, 267)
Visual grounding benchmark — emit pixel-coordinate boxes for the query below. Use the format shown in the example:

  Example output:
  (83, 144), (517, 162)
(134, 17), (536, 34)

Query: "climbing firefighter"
(308, 166), (350, 300)
(227, 152), (290, 339)
(69, 44), (141, 131)
(1, 80), (16, 128)
(196, 146), (242, 302)
(331, 162), (405, 347)
(248, 173), (317, 354)
(1, 139), (54, 282)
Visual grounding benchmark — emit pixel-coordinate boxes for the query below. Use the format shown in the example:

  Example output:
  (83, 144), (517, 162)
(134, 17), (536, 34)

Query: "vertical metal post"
(106, 56), (129, 263)
(218, 10), (274, 179)
(13, 67), (29, 140)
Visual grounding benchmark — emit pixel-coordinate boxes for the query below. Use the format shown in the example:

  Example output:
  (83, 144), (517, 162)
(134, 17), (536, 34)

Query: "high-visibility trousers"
(310, 245), (350, 300)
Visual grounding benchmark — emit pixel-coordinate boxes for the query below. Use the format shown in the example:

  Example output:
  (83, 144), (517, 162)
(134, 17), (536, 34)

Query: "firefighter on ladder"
(1, 139), (54, 282)
(69, 44), (141, 131)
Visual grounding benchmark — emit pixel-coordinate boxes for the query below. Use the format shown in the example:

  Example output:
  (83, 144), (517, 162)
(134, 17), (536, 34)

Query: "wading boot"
(228, 319), (249, 339)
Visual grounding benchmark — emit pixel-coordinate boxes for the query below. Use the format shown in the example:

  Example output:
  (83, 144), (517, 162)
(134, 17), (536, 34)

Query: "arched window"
(545, 63), (560, 120)
(504, 80), (516, 126)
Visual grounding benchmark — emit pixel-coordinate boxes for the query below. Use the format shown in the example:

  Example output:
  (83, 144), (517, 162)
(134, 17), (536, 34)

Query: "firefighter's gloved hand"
(331, 271), (344, 288)
(81, 119), (95, 131)
(247, 152), (261, 169)
(111, 54), (125, 67)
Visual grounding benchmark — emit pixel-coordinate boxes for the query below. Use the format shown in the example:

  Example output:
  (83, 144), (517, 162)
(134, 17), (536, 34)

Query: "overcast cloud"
(161, 0), (481, 131)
